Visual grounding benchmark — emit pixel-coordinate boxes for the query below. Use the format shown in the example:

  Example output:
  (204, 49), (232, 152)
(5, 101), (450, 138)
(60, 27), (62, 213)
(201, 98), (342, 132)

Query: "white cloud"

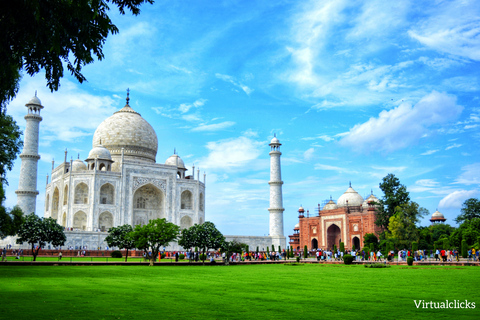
(455, 163), (480, 185)
(178, 99), (206, 113)
(314, 164), (357, 174)
(215, 73), (253, 95)
(339, 91), (463, 153)
(439, 189), (479, 209)
(415, 179), (439, 187)
(445, 143), (462, 150)
(421, 149), (439, 156)
(191, 121), (235, 132)
(199, 136), (264, 170)
(303, 148), (315, 161)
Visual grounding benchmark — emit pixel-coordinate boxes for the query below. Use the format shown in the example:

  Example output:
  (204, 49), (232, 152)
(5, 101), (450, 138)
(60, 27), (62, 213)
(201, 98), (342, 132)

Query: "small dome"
(298, 206), (305, 213)
(431, 210), (445, 219)
(337, 185), (364, 207)
(270, 136), (280, 144)
(87, 145), (112, 161)
(72, 159), (87, 171)
(165, 154), (185, 169)
(26, 95), (42, 106)
(323, 199), (338, 210)
(363, 193), (380, 207)
(294, 223), (300, 229)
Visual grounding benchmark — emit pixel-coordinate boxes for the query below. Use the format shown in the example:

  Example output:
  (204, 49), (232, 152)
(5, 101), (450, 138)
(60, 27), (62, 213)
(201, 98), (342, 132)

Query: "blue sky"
(4, 0), (480, 236)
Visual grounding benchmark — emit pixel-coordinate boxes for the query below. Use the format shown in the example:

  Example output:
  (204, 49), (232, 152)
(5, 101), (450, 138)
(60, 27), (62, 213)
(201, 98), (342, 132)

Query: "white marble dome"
(363, 193), (380, 207)
(337, 186), (364, 207)
(270, 136), (280, 144)
(323, 199), (338, 210)
(92, 104), (158, 162)
(165, 154), (185, 169)
(72, 159), (87, 171)
(87, 145), (112, 161)
(294, 223), (300, 229)
(26, 95), (42, 106)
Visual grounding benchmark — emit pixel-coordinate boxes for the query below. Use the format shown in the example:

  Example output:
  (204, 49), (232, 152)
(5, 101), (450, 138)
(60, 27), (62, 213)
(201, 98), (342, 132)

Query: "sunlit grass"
(1, 264), (477, 319)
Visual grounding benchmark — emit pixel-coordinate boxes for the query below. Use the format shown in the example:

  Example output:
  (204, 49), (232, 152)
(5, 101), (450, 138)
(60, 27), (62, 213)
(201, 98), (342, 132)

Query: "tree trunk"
(125, 248), (129, 262)
(31, 244), (37, 261)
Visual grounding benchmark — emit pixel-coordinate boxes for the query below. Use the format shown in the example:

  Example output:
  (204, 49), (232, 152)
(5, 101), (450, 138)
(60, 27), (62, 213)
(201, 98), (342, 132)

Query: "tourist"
(1, 247), (6, 261)
(59, 251), (63, 260)
(435, 249), (440, 261)
(472, 248), (477, 261)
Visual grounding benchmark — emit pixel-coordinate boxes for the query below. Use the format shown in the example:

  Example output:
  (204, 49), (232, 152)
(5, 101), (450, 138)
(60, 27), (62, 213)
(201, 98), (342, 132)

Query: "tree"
(0, 113), (22, 216)
(363, 233), (378, 250)
(0, 0), (154, 109)
(220, 240), (246, 265)
(456, 198), (480, 224)
(303, 245), (308, 260)
(16, 213), (66, 261)
(178, 222), (225, 264)
(105, 224), (135, 262)
(375, 174), (410, 229)
(130, 218), (180, 266)
(0, 205), (24, 239)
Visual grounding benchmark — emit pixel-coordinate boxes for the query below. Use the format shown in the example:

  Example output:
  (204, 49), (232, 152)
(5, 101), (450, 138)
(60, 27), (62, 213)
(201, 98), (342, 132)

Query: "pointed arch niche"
(132, 184), (165, 226)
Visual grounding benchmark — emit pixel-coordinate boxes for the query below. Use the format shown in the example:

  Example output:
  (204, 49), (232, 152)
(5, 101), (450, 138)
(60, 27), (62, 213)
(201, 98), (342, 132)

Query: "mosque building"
(288, 184), (384, 251)
(10, 92), (286, 250)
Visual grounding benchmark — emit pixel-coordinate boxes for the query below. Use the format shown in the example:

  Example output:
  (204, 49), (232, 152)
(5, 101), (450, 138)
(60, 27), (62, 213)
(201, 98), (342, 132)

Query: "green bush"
(303, 245), (308, 259)
(365, 263), (390, 268)
(461, 240), (468, 258)
(412, 241), (418, 252)
(340, 242), (345, 254)
(199, 254), (206, 261)
(160, 253), (166, 259)
(296, 256), (300, 263)
(179, 254), (185, 260)
(111, 250), (122, 258)
(343, 254), (354, 265)
(407, 257), (414, 266)
(443, 239), (449, 250)
(369, 243), (375, 252)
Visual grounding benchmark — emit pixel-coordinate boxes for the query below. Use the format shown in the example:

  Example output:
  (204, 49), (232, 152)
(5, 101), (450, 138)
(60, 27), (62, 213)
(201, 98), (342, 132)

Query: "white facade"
(42, 94), (205, 249)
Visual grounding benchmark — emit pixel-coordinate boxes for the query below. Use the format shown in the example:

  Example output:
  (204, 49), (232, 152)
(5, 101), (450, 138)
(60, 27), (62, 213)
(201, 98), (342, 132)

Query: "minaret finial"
(174, 148), (176, 155)
(371, 189), (373, 195)
(349, 181), (351, 187)
(78, 153), (80, 159)
(35, 90), (37, 97)
(126, 88), (130, 105)
(274, 133), (276, 137)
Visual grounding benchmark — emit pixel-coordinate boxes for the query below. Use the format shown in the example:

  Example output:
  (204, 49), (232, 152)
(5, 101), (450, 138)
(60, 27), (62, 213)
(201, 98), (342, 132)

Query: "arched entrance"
(327, 224), (341, 249)
(311, 238), (318, 250)
(133, 184), (165, 226)
(352, 236), (360, 250)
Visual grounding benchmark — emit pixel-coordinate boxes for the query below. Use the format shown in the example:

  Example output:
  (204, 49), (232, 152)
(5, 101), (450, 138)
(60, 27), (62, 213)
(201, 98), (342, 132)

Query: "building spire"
(126, 88), (130, 105)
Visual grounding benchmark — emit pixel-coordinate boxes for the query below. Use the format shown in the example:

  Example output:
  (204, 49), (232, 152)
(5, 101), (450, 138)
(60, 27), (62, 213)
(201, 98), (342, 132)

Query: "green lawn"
(1, 264), (478, 319)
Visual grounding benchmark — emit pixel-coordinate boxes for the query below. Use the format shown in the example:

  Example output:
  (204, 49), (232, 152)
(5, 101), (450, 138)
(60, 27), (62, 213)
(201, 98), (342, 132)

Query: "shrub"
(352, 244), (356, 251)
(296, 256), (300, 263)
(461, 240), (468, 258)
(443, 239), (449, 250)
(179, 254), (185, 260)
(303, 245), (308, 259)
(412, 241), (418, 252)
(199, 254), (206, 261)
(111, 250), (122, 258)
(369, 243), (375, 252)
(160, 253), (166, 259)
(340, 242), (345, 254)
(407, 257), (414, 266)
(365, 263), (390, 268)
(343, 254), (354, 265)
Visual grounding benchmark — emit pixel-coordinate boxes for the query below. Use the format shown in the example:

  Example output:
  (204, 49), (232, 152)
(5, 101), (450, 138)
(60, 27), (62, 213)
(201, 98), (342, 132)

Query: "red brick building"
(289, 184), (384, 251)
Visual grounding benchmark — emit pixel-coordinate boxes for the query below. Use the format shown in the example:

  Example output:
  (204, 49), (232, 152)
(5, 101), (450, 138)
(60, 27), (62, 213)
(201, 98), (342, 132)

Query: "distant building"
(429, 210), (446, 224)
(288, 184), (384, 251)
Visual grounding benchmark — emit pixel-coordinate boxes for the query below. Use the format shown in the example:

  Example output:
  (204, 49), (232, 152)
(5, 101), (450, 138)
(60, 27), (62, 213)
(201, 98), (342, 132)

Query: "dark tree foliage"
(375, 174), (410, 229)
(363, 233), (378, 249)
(130, 218), (179, 266)
(105, 224), (135, 262)
(0, 0), (154, 108)
(179, 222), (225, 264)
(456, 198), (480, 224)
(16, 213), (66, 261)
(220, 239), (247, 265)
(0, 205), (24, 239)
(0, 112), (22, 185)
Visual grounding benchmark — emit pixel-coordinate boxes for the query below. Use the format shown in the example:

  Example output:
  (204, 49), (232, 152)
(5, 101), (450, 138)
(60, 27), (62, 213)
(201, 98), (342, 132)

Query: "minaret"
(268, 134), (286, 248)
(15, 93), (43, 215)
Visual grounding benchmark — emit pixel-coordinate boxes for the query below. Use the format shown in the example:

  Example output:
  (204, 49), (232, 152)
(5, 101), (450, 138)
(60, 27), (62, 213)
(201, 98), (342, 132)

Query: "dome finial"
(126, 88), (130, 105)
(78, 153), (80, 159)
(35, 90), (37, 97)
(174, 148), (176, 155)
(349, 181), (351, 187)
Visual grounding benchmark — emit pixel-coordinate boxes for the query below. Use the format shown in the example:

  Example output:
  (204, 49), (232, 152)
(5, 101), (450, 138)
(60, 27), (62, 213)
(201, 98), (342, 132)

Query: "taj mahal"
(9, 92), (286, 250)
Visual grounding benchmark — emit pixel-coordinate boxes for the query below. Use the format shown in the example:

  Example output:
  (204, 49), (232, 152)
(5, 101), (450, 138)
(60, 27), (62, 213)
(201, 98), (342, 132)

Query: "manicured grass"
(1, 264), (478, 319)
